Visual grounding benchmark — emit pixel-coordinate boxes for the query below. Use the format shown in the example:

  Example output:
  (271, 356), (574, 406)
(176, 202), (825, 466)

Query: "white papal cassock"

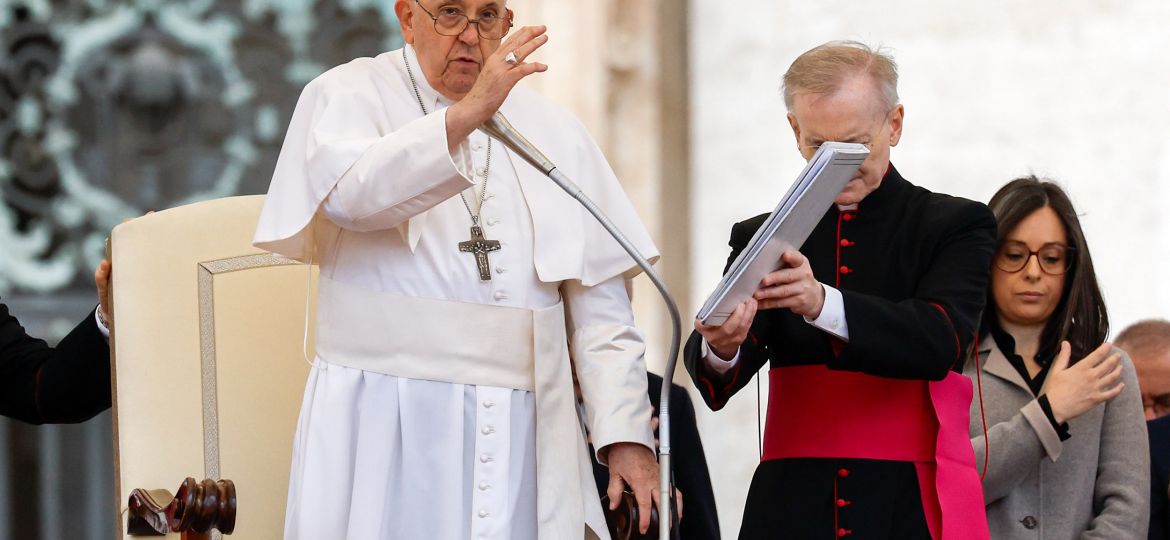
(254, 45), (658, 540)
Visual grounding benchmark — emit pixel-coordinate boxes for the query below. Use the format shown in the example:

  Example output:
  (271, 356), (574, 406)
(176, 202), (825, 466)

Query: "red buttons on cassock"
(842, 213), (855, 222)
(837, 528), (852, 537)
(837, 468), (850, 477)
(839, 266), (852, 275)
(836, 498), (851, 507)
(839, 239), (854, 247)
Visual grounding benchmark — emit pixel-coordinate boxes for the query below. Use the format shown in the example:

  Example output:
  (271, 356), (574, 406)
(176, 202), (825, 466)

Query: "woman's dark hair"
(983, 176), (1108, 362)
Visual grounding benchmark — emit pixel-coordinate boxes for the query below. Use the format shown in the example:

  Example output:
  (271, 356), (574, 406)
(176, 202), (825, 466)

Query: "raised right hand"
(1043, 341), (1125, 423)
(446, 25), (549, 146)
(694, 298), (758, 361)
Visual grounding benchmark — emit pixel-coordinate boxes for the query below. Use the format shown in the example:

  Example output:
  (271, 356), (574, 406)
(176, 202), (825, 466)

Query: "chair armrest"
(127, 477), (236, 537)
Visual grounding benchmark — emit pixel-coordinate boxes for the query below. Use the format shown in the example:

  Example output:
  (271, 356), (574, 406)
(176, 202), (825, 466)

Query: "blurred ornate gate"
(0, 1), (400, 537)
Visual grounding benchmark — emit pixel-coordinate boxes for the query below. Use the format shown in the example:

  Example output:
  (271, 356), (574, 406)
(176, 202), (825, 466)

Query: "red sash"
(763, 365), (989, 540)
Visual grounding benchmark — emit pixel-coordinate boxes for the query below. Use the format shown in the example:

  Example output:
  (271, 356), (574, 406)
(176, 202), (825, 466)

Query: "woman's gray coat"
(966, 337), (1149, 539)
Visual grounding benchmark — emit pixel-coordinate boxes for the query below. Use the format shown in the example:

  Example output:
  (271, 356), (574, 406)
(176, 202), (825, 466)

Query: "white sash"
(315, 276), (607, 539)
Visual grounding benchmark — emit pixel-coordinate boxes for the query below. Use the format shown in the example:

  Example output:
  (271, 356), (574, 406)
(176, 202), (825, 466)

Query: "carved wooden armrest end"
(127, 478), (236, 537)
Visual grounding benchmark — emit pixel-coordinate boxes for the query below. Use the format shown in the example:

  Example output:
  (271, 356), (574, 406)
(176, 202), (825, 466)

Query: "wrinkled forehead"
(797, 79), (886, 123)
(791, 93), (886, 142)
(795, 73), (887, 112)
(1134, 349), (1170, 375)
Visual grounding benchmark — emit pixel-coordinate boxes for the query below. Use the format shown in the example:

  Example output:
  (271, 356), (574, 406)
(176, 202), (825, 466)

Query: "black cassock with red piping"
(685, 166), (996, 539)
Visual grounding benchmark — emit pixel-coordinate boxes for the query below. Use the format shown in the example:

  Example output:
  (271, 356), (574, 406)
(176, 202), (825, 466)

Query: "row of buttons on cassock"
(470, 141), (512, 303)
(477, 398), (498, 526)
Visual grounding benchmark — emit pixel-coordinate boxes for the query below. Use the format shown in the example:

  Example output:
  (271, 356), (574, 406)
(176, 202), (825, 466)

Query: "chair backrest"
(110, 195), (316, 539)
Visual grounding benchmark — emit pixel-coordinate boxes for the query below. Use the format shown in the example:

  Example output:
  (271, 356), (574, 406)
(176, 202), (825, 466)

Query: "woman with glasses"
(965, 176), (1149, 538)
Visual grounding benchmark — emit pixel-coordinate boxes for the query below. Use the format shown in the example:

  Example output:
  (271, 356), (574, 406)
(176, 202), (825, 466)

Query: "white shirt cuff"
(447, 116), (475, 180)
(700, 339), (740, 374)
(94, 307), (111, 340)
(804, 284), (849, 341)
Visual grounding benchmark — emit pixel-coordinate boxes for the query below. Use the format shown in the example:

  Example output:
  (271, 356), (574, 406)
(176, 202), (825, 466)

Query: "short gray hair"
(782, 40), (899, 113)
(1115, 319), (1170, 358)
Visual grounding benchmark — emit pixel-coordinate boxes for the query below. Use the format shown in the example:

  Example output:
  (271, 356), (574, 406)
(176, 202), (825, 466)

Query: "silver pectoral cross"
(458, 225), (502, 281)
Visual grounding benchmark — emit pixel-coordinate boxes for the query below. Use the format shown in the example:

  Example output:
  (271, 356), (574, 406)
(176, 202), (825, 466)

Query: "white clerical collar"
(403, 44), (455, 111)
(837, 203), (858, 211)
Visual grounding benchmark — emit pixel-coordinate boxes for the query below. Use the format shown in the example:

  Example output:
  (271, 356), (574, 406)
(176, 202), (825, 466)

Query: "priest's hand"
(694, 297), (757, 360)
(446, 25), (549, 149)
(753, 250), (825, 318)
(602, 442), (659, 534)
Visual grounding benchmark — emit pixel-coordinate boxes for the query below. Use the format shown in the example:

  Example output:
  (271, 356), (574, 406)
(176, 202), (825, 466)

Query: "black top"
(987, 320), (1071, 440)
(0, 299), (112, 424)
(1149, 415), (1170, 540)
(988, 321), (1052, 395)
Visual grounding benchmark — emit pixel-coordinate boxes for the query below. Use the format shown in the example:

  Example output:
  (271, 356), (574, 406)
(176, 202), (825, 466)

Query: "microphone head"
(481, 111), (513, 137)
(479, 111), (557, 174)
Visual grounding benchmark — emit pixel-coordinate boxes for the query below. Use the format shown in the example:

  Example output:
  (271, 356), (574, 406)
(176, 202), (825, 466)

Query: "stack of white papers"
(697, 142), (869, 325)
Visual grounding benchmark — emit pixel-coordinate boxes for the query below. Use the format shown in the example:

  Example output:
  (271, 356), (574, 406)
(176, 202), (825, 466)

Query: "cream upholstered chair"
(109, 195), (316, 539)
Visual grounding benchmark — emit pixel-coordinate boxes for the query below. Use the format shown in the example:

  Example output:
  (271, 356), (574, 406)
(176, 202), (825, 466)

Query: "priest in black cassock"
(1, 260), (112, 424)
(685, 41), (996, 539)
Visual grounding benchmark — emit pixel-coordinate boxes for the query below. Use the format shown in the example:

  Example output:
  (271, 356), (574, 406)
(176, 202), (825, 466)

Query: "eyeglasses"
(799, 107), (896, 157)
(994, 241), (1074, 275)
(1147, 395), (1170, 420)
(802, 140), (876, 154)
(413, 0), (513, 40)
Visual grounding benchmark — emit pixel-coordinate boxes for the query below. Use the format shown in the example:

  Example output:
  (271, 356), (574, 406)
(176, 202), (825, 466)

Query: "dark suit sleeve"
(0, 301), (111, 424)
(684, 219), (771, 410)
(829, 202), (996, 380)
(35, 308), (112, 423)
(665, 383), (721, 539)
(1150, 418), (1170, 540)
(1152, 473), (1168, 540)
(0, 301), (53, 423)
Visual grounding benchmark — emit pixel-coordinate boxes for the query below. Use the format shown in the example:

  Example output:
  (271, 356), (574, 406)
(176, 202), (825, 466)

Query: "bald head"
(1115, 318), (1170, 420)
(1116, 319), (1170, 354)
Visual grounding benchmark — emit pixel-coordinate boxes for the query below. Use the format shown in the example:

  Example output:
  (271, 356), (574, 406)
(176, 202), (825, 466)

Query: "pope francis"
(253, 1), (663, 539)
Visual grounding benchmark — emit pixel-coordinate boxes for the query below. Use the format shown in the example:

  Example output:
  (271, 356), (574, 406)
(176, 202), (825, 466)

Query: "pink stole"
(762, 365), (989, 540)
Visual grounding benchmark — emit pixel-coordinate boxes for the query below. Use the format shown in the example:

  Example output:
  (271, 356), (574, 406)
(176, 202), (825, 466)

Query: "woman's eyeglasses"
(995, 241), (1074, 275)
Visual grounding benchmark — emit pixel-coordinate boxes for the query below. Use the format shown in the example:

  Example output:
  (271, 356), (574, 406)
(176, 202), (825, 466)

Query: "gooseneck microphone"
(481, 113), (558, 175)
(481, 112), (682, 540)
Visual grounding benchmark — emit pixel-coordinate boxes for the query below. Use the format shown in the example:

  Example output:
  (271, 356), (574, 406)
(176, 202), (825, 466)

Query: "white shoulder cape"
(253, 47), (658, 287)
